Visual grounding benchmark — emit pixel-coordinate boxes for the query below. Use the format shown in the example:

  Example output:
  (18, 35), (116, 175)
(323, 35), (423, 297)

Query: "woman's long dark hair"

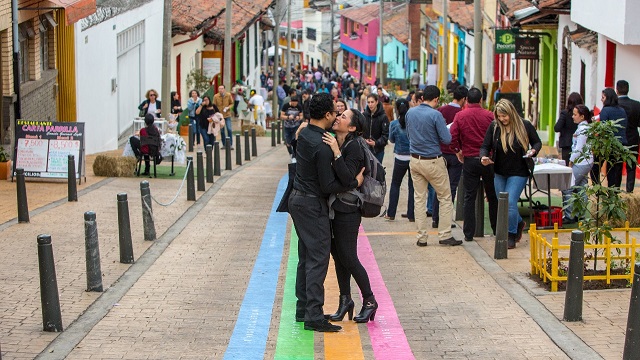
(396, 98), (409, 129)
(602, 88), (618, 107)
(344, 109), (364, 145)
(566, 92), (584, 113)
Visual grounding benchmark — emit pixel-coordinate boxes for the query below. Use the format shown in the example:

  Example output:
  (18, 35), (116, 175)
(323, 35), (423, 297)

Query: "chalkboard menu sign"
(13, 120), (85, 179)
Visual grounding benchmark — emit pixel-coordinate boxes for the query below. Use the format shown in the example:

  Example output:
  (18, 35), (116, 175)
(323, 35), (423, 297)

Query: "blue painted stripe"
(223, 175), (289, 359)
(340, 43), (377, 62)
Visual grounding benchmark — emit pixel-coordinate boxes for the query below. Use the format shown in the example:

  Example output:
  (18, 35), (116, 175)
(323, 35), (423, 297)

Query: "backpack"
(337, 137), (387, 217)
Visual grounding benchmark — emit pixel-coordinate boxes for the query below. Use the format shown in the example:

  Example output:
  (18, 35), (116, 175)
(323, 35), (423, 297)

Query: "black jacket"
(138, 99), (161, 116)
(302, 98), (311, 121)
(554, 109), (578, 149)
(619, 96), (640, 146)
(480, 120), (542, 177)
(363, 102), (389, 154)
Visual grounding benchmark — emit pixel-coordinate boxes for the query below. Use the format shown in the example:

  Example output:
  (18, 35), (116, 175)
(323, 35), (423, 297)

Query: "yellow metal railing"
(529, 222), (639, 292)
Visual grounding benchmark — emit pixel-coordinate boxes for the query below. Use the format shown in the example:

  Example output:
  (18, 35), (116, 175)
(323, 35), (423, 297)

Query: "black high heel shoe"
(327, 295), (354, 321)
(354, 298), (378, 323)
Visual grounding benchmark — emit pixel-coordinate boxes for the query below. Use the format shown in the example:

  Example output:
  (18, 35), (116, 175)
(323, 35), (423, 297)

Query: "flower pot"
(0, 160), (11, 180)
(179, 125), (190, 136)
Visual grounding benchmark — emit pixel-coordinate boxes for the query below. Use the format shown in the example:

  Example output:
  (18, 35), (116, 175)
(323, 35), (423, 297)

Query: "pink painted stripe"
(357, 225), (415, 360)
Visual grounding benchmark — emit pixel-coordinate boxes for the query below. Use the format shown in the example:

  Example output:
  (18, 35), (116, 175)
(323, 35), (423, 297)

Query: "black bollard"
(251, 128), (258, 157)
(196, 151), (205, 191)
(474, 180), (485, 237)
(117, 193), (134, 264)
(214, 142), (221, 176)
(276, 121), (282, 145)
(186, 157), (196, 201)
(37, 234), (63, 332)
(494, 192), (509, 259)
(84, 211), (103, 292)
(624, 262), (640, 360)
(271, 123), (276, 147)
(244, 130), (251, 161)
(225, 138), (232, 170)
(16, 168), (29, 223)
(455, 174), (464, 221)
(140, 181), (157, 240)
(68, 155), (77, 202)
(205, 145), (214, 183)
(188, 124), (194, 153)
(236, 134), (242, 166)
(564, 230), (585, 322)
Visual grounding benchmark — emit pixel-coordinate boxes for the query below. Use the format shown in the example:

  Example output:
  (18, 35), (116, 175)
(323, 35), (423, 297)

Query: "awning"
(46, 0), (97, 25)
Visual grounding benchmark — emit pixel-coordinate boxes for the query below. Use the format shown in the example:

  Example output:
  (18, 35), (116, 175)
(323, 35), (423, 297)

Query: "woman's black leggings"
(331, 210), (373, 299)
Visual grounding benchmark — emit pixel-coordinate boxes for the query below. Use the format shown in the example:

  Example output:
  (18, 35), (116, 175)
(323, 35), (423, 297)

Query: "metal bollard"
(196, 151), (205, 191)
(494, 192), (509, 259)
(140, 181), (157, 240)
(244, 130), (251, 161)
(205, 145), (213, 183)
(474, 180), (485, 237)
(251, 128), (258, 157)
(16, 168), (29, 223)
(37, 234), (63, 332)
(236, 134), (242, 166)
(276, 121), (282, 144)
(188, 123), (194, 153)
(225, 138), (232, 170)
(186, 157), (196, 201)
(214, 142), (221, 176)
(117, 193), (134, 264)
(624, 262), (640, 360)
(68, 155), (77, 202)
(271, 123), (276, 147)
(563, 230), (585, 322)
(84, 211), (103, 292)
(455, 174), (464, 221)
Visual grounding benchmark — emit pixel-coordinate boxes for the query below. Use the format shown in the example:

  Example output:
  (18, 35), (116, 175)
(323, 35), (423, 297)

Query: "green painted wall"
(539, 30), (558, 146)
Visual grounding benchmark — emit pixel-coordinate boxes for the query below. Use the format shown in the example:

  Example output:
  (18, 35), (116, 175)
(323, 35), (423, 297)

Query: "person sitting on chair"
(130, 114), (162, 175)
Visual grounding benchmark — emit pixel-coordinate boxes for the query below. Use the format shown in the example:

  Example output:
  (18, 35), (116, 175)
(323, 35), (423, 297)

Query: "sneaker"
(508, 234), (517, 249)
(516, 221), (526, 242)
(401, 213), (409, 218)
(408, 218), (415, 222)
(304, 319), (342, 332)
(464, 237), (474, 242)
(438, 237), (462, 246)
(384, 215), (395, 221)
(416, 239), (428, 247)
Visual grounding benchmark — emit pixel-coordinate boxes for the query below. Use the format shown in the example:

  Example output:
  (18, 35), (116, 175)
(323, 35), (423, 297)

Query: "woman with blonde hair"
(359, 87), (370, 112)
(480, 99), (542, 249)
(138, 89), (161, 118)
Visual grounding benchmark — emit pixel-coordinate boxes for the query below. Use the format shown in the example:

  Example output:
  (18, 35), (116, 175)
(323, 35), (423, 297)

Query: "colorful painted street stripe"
(274, 227), (314, 359)
(359, 226), (416, 360)
(223, 176), (289, 360)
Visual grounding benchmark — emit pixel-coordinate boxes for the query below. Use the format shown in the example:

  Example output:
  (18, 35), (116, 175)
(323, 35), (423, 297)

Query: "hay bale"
(241, 124), (266, 137)
(93, 155), (137, 177)
(622, 192), (640, 227)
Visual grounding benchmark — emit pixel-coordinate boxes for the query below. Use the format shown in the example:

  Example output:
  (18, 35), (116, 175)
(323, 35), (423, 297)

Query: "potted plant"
(0, 146), (12, 180)
(179, 114), (190, 136)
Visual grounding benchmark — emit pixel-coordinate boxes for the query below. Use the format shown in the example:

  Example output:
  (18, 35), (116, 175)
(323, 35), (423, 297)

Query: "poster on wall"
(13, 120), (85, 180)
(203, 58), (221, 79)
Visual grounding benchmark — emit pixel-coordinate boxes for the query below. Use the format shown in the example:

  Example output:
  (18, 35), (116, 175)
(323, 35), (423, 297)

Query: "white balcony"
(571, 0), (640, 45)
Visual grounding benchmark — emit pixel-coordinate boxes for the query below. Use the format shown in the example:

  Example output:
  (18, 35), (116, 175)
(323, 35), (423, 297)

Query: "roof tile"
(172, 0), (225, 35)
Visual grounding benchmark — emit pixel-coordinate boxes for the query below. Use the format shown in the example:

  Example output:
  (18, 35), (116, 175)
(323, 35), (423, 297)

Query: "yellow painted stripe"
(323, 258), (365, 360)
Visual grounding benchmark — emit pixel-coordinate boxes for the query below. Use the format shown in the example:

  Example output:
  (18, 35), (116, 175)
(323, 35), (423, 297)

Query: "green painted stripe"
(274, 227), (315, 360)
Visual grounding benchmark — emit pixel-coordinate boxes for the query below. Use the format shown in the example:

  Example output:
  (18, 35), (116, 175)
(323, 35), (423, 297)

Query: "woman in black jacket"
(138, 89), (161, 118)
(480, 99), (542, 249)
(195, 96), (219, 147)
(322, 109), (377, 324)
(362, 93), (389, 163)
(554, 92), (583, 164)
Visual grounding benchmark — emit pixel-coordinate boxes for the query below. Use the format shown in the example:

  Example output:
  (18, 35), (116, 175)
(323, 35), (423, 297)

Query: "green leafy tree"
(568, 119), (637, 270)
(185, 68), (211, 95)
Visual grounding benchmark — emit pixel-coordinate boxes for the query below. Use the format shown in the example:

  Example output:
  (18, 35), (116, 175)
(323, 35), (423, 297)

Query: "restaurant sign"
(515, 37), (540, 60)
(495, 29), (516, 54)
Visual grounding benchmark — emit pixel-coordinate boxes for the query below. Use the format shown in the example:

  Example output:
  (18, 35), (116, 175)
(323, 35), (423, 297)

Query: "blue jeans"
(427, 184), (435, 213)
(220, 117), (233, 146)
(199, 127), (214, 147)
(374, 150), (384, 164)
(387, 158), (414, 219)
(191, 119), (201, 145)
(493, 174), (528, 234)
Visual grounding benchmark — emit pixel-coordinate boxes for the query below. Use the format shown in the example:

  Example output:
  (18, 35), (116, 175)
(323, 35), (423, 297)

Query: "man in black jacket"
(363, 93), (390, 163)
(617, 80), (640, 192)
(289, 92), (363, 332)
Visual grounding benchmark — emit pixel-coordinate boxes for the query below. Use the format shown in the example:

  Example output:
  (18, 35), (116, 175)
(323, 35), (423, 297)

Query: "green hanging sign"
(495, 29), (517, 54)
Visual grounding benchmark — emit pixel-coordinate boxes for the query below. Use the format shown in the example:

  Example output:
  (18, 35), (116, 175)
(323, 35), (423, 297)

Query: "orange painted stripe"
(323, 258), (365, 360)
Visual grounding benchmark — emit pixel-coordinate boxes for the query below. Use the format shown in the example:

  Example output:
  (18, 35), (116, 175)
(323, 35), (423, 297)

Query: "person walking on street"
(411, 69), (421, 90)
(432, 85), (467, 229)
(616, 80), (640, 192)
(322, 108), (377, 323)
(554, 92), (583, 165)
(362, 93), (390, 164)
(288, 92), (363, 332)
(599, 88), (628, 188)
(186, 90), (202, 145)
(480, 99), (542, 249)
(385, 98), (414, 222)
(213, 85), (235, 149)
(449, 88), (497, 241)
(281, 96), (304, 159)
(406, 86), (460, 247)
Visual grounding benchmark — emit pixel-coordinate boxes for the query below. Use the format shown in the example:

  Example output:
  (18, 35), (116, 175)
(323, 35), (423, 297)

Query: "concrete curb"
(35, 145), (285, 360)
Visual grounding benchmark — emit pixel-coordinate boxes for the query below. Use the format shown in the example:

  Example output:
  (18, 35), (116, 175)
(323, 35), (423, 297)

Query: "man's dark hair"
(422, 85), (440, 101)
(617, 80), (630, 96)
(289, 89), (297, 95)
(453, 86), (468, 101)
(602, 88), (619, 107)
(415, 91), (424, 102)
(309, 92), (334, 120)
(304, 89), (313, 95)
(467, 88), (482, 104)
(290, 96), (299, 103)
(367, 93), (379, 102)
